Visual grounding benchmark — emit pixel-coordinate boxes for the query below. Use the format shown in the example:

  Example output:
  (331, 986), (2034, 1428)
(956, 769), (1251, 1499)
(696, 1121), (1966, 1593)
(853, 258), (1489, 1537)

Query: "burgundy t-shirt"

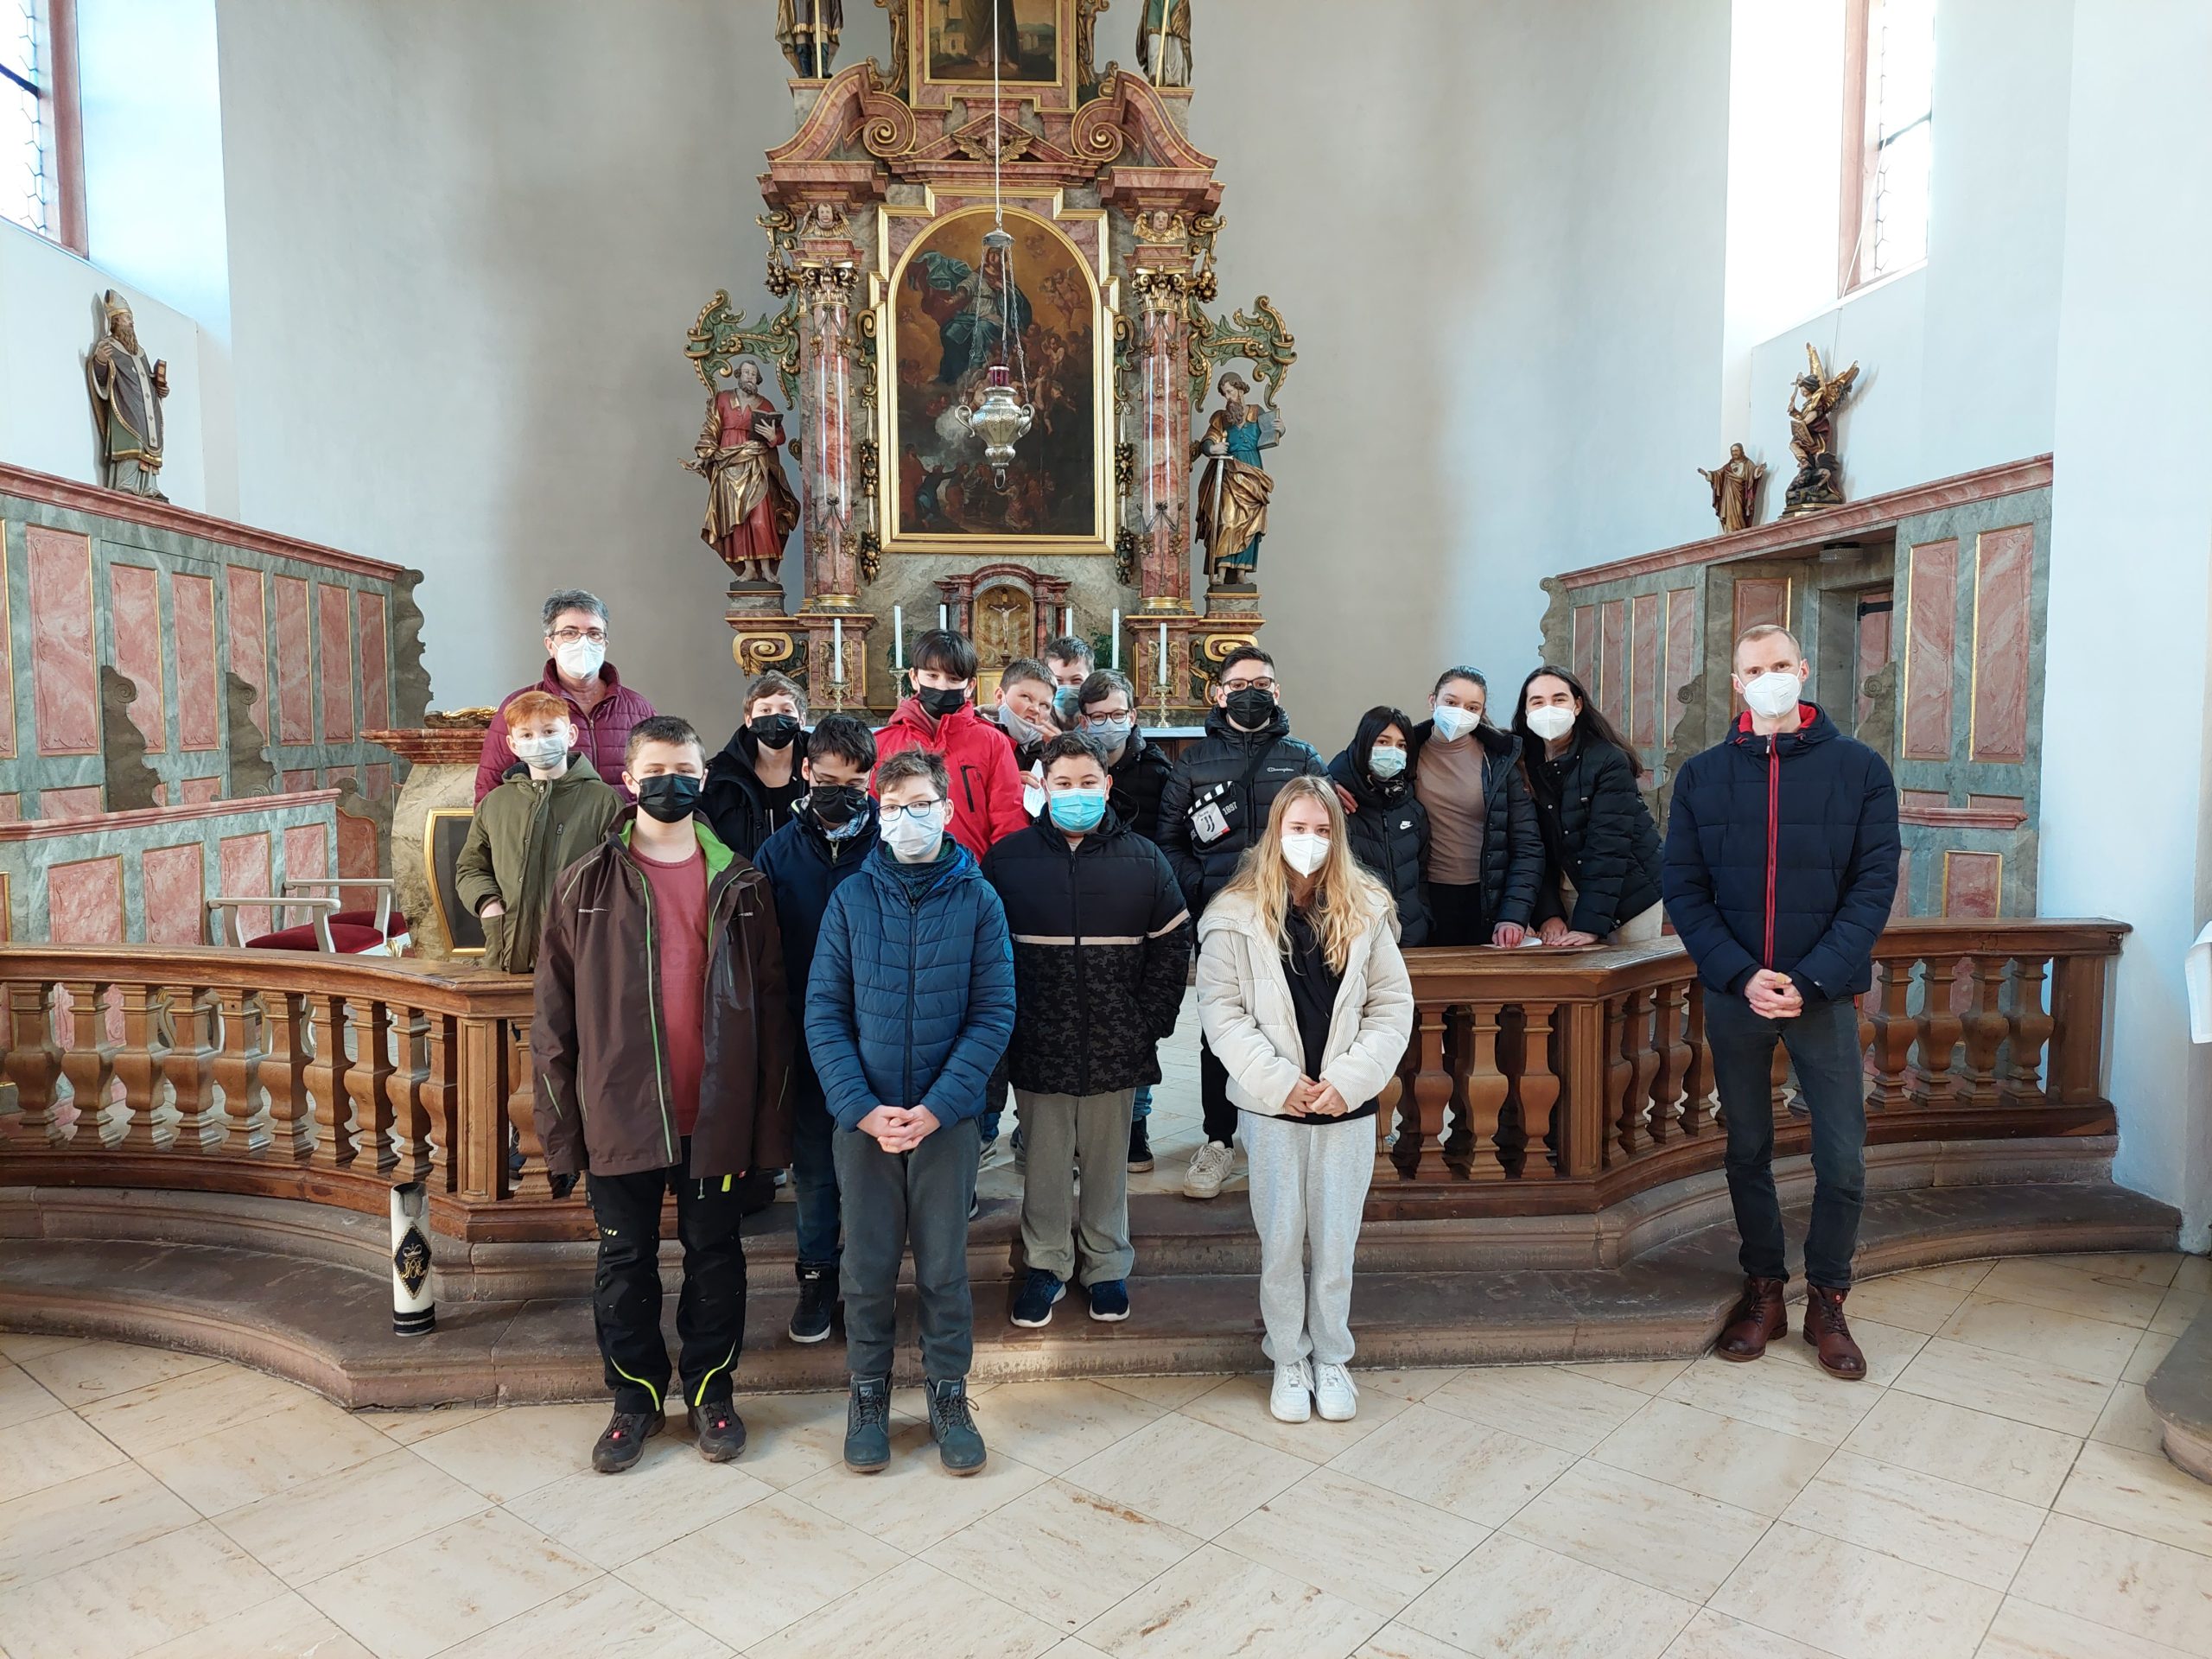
(632, 844), (709, 1139)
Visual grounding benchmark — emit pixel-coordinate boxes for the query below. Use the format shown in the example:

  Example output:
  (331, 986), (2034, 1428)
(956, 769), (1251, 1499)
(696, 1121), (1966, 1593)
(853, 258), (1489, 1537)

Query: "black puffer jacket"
(701, 724), (808, 859)
(1325, 748), (1431, 946)
(1526, 733), (1663, 935)
(1103, 727), (1174, 845)
(981, 812), (1193, 1095)
(1662, 702), (1899, 999)
(1408, 720), (1547, 931)
(1156, 703), (1327, 914)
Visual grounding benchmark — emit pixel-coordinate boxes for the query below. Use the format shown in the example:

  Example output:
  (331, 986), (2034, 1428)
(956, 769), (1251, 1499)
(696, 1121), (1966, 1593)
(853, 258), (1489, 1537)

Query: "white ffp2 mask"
(1741, 671), (1804, 720)
(1525, 705), (1575, 743)
(1281, 832), (1330, 878)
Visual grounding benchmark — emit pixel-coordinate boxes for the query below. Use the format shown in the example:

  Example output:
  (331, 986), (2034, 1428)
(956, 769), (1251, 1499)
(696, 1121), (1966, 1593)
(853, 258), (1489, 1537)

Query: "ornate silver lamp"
(955, 3), (1033, 488)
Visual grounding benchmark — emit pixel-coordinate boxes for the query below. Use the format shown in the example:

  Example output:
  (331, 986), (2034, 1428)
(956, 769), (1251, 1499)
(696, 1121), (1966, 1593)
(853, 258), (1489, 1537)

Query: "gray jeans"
(833, 1115), (981, 1382)
(1241, 1108), (1374, 1367)
(1016, 1088), (1135, 1286)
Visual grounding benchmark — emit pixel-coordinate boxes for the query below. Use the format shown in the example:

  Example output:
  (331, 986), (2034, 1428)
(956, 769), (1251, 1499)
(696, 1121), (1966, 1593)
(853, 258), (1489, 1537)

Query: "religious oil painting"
(925, 0), (1059, 84)
(888, 206), (1101, 544)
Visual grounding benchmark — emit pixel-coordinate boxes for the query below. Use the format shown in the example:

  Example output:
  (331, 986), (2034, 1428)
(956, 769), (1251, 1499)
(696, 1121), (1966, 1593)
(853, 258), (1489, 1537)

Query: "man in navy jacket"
(1662, 624), (1898, 1382)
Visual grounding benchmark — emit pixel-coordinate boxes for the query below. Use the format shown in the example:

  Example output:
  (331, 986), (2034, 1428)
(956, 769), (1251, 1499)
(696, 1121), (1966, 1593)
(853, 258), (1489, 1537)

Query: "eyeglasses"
(1223, 677), (1278, 694)
(548, 626), (608, 645)
(881, 802), (944, 823)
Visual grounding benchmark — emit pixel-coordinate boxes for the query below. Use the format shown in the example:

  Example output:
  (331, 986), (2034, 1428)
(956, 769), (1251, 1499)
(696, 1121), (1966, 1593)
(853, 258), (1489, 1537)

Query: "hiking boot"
(1183, 1140), (1234, 1199)
(1313, 1362), (1359, 1421)
(1716, 1274), (1788, 1362)
(1087, 1279), (1130, 1322)
(1268, 1359), (1313, 1423)
(789, 1266), (836, 1344)
(926, 1376), (987, 1474)
(1128, 1117), (1154, 1173)
(592, 1407), (661, 1473)
(844, 1375), (892, 1472)
(1803, 1285), (1868, 1380)
(688, 1399), (747, 1462)
(1010, 1267), (1065, 1328)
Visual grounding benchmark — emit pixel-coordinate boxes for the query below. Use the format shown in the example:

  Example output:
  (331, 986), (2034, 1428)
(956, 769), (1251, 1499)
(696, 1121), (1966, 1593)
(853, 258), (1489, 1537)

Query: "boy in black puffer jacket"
(1325, 707), (1432, 946)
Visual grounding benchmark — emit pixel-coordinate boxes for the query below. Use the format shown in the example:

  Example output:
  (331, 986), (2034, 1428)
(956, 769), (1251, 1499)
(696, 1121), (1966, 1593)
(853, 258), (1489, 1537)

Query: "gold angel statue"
(1783, 343), (1859, 516)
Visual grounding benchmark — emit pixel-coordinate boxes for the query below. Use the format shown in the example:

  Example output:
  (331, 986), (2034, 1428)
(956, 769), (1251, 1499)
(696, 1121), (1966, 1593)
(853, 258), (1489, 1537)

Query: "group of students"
(464, 588), (1899, 1479)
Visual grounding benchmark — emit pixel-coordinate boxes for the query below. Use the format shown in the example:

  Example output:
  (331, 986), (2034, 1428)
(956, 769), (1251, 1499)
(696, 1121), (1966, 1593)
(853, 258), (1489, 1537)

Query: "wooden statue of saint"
(692, 359), (802, 584)
(776, 0), (842, 77)
(1699, 443), (1766, 532)
(86, 290), (168, 499)
(1136, 0), (1192, 87)
(1192, 371), (1285, 588)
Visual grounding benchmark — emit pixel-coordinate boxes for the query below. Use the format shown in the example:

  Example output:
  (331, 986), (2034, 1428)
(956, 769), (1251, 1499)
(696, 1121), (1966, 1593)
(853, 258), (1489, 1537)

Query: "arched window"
(1840, 0), (1934, 293)
(1, 0), (83, 251)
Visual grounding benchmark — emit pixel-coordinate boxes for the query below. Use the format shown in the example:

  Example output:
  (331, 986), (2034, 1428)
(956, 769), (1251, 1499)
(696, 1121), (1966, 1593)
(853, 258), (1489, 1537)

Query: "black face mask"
(634, 773), (702, 823)
(917, 684), (968, 718)
(808, 782), (869, 826)
(1224, 687), (1276, 729)
(749, 714), (801, 750)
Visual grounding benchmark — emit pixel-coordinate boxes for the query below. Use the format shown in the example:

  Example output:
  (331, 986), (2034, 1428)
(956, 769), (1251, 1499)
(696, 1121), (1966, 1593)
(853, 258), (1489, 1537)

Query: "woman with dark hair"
(1325, 707), (1431, 946)
(1407, 666), (1546, 949)
(1512, 664), (1664, 945)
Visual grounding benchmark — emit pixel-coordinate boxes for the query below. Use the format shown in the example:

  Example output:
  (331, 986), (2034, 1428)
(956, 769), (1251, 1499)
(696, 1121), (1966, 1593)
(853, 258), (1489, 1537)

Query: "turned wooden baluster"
(1955, 955), (2008, 1109)
(507, 1017), (550, 1199)
(1611, 991), (1654, 1160)
(1443, 1007), (1477, 1166)
(1645, 982), (1690, 1144)
(162, 988), (223, 1152)
(261, 991), (313, 1160)
(3, 982), (66, 1145)
(1398, 1001), (1453, 1179)
(1681, 982), (1713, 1135)
(387, 1002), (433, 1183)
(109, 982), (170, 1152)
(1457, 1004), (1510, 1179)
(1516, 1003), (1560, 1176)
(2003, 956), (2055, 1108)
(344, 996), (396, 1174)
(1494, 1005), (1530, 1175)
(57, 981), (116, 1144)
(1866, 956), (1916, 1111)
(1909, 956), (1964, 1108)
(419, 1011), (458, 1190)
(301, 993), (357, 1166)
(210, 988), (266, 1151)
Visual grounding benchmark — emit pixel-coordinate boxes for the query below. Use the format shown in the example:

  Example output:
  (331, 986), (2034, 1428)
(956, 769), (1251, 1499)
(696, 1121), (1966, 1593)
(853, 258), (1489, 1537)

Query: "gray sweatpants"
(1015, 1088), (1135, 1286)
(1240, 1108), (1374, 1366)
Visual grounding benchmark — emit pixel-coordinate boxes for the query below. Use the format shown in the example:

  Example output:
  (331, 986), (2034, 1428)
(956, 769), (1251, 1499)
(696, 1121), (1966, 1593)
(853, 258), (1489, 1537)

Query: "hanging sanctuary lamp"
(954, 0), (1033, 488)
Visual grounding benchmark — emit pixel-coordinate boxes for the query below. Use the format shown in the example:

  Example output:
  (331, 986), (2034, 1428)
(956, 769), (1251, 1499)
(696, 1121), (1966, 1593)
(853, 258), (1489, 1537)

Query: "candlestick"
(1110, 609), (1121, 671)
(831, 617), (845, 683)
(893, 605), (904, 669)
(1157, 622), (1169, 692)
(938, 603), (949, 632)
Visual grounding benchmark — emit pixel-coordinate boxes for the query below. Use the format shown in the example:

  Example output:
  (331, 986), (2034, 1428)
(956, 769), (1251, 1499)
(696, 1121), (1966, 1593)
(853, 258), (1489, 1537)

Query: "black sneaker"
(1087, 1279), (1131, 1322)
(790, 1266), (836, 1344)
(591, 1407), (661, 1473)
(844, 1375), (891, 1472)
(688, 1400), (747, 1462)
(1127, 1118), (1154, 1173)
(1009, 1266), (1065, 1327)
(926, 1376), (986, 1474)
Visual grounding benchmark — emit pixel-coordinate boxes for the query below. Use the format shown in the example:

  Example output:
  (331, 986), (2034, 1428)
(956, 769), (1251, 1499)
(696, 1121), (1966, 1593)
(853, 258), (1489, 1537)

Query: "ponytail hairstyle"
(1218, 776), (1392, 974)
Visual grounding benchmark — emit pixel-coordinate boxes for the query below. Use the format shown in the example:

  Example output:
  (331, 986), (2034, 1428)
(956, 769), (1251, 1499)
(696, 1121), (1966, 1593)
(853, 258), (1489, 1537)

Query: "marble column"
(1129, 256), (1197, 616)
(798, 256), (861, 608)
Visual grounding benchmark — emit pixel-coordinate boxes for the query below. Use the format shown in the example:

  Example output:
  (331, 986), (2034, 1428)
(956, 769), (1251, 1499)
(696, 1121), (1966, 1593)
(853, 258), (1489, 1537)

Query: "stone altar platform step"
(0, 1178), (2178, 1409)
(2146, 1286), (2212, 1484)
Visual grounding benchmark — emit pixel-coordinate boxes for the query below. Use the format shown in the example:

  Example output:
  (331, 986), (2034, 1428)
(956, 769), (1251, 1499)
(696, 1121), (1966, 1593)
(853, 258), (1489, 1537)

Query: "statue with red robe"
(692, 359), (801, 583)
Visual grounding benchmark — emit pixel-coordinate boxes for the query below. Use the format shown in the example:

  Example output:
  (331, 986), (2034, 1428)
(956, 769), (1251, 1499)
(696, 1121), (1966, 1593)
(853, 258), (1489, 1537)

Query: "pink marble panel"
(171, 573), (221, 751)
(1662, 587), (1697, 746)
(177, 775), (222, 804)
(1630, 592), (1661, 749)
(1571, 606), (1597, 688)
(1943, 850), (2002, 919)
(141, 843), (207, 945)
(35, 785), (105, 821)
(219, 831), (273, 940)
(1599, 600), (1626, 726)
(364, 761), (393, 800)
(1856, 601), (1892, 730)
(0, 794), (17, 821)
(1730, 576), (1789, 645)
(337, 810), (379, 890)
(318, 584), (355, 741)
(108, 563), (167, 751)
(283, 822), (329, 884)
(1903, 539), (1958, 762)
(48, 856), (124, 944)
(26, 526), (99, 755)
(1971, 525), (2034, 764)
(1900, 789), (1948, 814)
(272, 575), (313, 744)
(283, 767), (320, 792)
(1891, 848), (1914, 919)
(226, 565), (267, 699)
(357, 590), (390, 731)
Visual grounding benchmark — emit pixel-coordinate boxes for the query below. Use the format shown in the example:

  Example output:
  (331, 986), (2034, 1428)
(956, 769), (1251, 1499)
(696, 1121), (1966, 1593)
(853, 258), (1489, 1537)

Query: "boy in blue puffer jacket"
(805, 747), (1014, 1477)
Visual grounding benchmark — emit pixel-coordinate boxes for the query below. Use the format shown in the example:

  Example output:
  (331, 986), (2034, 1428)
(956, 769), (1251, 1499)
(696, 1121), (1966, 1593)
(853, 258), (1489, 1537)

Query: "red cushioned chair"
(206, 893), (386, 952)
(283, 878), (410, 953)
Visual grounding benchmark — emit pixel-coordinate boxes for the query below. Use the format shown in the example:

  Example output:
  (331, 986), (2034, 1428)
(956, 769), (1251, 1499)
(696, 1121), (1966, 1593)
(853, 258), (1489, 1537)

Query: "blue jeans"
(1133, 1084), (1152, 1122)
(791, 1066), (842, 1271)
(1706, 990), (1867, 1290)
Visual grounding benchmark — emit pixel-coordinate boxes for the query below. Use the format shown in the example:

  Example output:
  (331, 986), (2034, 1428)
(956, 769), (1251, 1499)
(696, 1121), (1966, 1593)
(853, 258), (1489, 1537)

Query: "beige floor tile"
(0, 1461), (197, 1591)
(300, 1508), (598, 1659)
(1327, 1402), (1576, 1529)
(505, 1440), (772, 1570)
(790, 1420), (1048, 1551)
(1215, 1464), (1488, 1617)
(1353, 1624), (1470, 1659)
(1710, 1521), (2001, 1659)
(614, 1491), (906, 1642)
(1659, 1351), (1882, 1447)
(1503, 1458), (1770, 1602)
(2046, 1254), (2187, 1288)
(1758, 1314), (1927, 1387)
(1177, 1371), (1406, 1462)
(16, 1341), (221, 1408)
(923, 1478), (1203, 1634)
(213, 1446), (491, 1585)
(2126, 1331), (2180, 1385)
(1778, 1448), (2045, 1591)
(1839, 1389), (2082, 1507)
(1977, 1595), (2197, 1658)
(135, 1591), (377, 1659)
(1096, 1372), (1231, 1410)
(0, 1332), (80, 1363)
(1845, 1272), (1972, 1334)
(0, 1521), (289, 1659)
(2093, 1383), (2171, 1459)
(1591, 1395), (1834, 1517)
(719, 1389), (858, 1490)
(404, 1400), (623, 1503)
(1062, 1412), (1310, 1537)
(0, 1403), (128, 1503)
(1558, 1357), (1693, 1395)
(1353, 1367), (1466, 1404)
(435, 1578), (733, 1659)
(1426, 1363), (1649, 1456)
(1896, 1260), (1998, 1292)
(952, 1377), (1165, 1474)
(1891, 1337), (2114, 1437)
(350, 1404), (494, 1446)
(2151, 1288), (2208, 1337)
(1660, 1607), (1834, 1657)
(2055, 1441), (2212, 1560)
(1077, 1542), (1385, 1659)
(1397, 1531), (1696, 1659)
(1976, 1262), (2170, 1328)
(139, 1395), (397, 1517)
(1938, 1296), (2145, 1382)
(1050, 1642), (1118, 1659)
(0, 1362), (66, 1431)
(80, 1362), (307, 1459)
(2176, 1257), (2211, 1296)
(753, 1555), (1064, 1659)
(2012, 1514), (2212, 1656)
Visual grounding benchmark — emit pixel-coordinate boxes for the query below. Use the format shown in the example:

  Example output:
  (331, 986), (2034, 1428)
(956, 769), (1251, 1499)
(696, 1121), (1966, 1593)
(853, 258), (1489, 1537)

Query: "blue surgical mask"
(1370, 744), (1408, 779)
(1047, 788), (1107, 833)
(1052, 686), (1082, 721)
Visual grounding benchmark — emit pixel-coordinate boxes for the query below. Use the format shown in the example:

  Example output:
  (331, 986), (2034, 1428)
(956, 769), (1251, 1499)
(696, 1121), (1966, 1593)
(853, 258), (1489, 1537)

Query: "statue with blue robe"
(1192, 372), (1283, 586)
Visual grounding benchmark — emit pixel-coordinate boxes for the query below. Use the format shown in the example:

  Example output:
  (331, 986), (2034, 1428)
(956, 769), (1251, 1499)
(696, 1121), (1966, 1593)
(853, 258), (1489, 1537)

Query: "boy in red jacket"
(873, 628), (1030, 857)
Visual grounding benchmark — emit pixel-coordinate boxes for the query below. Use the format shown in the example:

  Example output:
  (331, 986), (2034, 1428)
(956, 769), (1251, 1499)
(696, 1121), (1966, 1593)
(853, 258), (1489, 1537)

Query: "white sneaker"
(1269, 1359), (1313, 1423)
(1313, 1362), (1358, 1421)
(1183, 1140), (1234, 1199)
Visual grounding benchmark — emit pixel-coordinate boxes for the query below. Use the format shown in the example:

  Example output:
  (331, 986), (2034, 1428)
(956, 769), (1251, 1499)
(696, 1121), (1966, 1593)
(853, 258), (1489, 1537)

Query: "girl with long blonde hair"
(1196, 777), (1414, 1424)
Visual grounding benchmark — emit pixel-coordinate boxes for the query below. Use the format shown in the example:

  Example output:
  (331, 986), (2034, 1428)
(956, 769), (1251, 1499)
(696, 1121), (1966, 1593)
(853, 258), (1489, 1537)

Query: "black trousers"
(834, 1115), (982, 1382)
(1428, 881), (1489, 947)
(587, 1146), (749, 1414)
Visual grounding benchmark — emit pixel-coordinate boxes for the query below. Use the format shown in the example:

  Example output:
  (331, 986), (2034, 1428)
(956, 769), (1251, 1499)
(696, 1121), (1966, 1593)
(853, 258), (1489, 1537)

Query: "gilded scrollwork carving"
(869, 0), (909, 98)
(1187, 294), (1295, 410)
(685, 289), (804, 407)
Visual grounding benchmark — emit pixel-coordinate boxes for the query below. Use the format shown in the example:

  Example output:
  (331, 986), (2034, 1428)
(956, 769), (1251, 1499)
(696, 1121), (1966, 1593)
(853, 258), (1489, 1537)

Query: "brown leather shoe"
(1716, 1274), (1788, 1361)
(1802, 1285), (1867, 1380)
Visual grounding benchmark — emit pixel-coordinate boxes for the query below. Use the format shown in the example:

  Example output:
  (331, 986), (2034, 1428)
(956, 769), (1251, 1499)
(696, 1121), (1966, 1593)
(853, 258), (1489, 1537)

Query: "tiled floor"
(0, 1250), (2206, 1658)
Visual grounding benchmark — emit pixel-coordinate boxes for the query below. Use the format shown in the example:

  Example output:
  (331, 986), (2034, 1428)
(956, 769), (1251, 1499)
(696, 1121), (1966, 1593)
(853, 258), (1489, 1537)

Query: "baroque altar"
(686, 0), (1293, 716)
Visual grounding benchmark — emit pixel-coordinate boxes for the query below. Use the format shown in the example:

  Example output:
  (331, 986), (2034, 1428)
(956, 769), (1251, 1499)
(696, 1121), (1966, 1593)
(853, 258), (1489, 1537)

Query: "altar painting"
(925, 0), (1059, 84)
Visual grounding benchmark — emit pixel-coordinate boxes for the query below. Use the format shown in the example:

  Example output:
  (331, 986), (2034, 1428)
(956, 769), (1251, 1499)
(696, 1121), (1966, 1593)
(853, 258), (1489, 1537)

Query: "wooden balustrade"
(0, 918), (2127, 1236)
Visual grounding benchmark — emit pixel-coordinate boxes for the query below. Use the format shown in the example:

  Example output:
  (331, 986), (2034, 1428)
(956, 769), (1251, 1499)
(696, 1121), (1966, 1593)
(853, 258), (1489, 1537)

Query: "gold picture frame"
(423, 807), (486, 957)
(918, 0), (1071, 93)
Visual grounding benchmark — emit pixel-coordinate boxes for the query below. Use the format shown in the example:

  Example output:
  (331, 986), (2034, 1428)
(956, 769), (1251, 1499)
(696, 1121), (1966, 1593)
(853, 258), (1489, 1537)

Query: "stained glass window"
(0, 0), (56, 238)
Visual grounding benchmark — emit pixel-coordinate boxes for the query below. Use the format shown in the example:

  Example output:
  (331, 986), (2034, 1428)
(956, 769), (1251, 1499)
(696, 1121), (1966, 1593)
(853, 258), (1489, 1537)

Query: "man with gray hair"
(474, 589), (659, 802)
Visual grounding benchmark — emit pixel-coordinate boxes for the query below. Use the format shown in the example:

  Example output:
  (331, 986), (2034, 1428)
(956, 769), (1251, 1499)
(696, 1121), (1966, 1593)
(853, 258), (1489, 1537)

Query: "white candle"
(1110, 608), (1121, 671)
(1158, 621), (1168, 691)
(831, 617), (844, 683)
(938, 603), (949, 632)
(893, 605), (904, 669)
(1063, 606), (1074, 638)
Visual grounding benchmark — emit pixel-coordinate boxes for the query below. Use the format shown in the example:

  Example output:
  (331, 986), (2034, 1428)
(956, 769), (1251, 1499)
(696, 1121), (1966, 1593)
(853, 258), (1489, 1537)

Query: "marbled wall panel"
(317, 584), (355, 741)
(176, 775), (222, 804)
(1572, 605), (1597, 689)
(48, 855), (124, 944)
(357, 590), (390, 731)
(1856, 602), (1891, 730)
(1942, 850), (2002, 918)
(1970, 524), (2034, 764)
(108, 563), (167, 750)
(1599, 599), (1626, 726)
(1903, 538), (1958, 761)
(283, 767), (319, 791)
(226, 565), (268, 700)
(25, 526), (99, 754)
(141, 843), (207, 945)
(1891, 848), (1913, 919)
(171, 573), (221, 751)
(283, 821), (328, 882)
(1663, 587), (1697, 745)
(364, 761), (392, 800)
(271, 574), (313, 744)
(1630, 592), (1660, 749)
(1731, 576), (1789, 642)
(35, 785), (105, 820)
(1901, 788), (1948, 814)
(0, 532), (14, 758)
(0, 794), (17, 820)
(219, 831), (273, 940)
(336, 810), (378, 887)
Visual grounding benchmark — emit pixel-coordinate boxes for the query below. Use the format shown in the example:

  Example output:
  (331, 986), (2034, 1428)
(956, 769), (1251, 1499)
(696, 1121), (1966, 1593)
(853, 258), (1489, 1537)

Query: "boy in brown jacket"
(532, 715), (793, 1472)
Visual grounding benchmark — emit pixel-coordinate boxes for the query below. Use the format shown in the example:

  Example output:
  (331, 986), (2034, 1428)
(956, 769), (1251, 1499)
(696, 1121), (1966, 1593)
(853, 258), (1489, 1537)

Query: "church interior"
(2, 2), (2210, 1656)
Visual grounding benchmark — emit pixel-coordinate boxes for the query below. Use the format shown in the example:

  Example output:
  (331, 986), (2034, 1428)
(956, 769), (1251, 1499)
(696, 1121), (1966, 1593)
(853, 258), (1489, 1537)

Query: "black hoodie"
(1325, 747), (1432, 946)
(701, 722), (809, 859)
(1154, 702), (1326, 914)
